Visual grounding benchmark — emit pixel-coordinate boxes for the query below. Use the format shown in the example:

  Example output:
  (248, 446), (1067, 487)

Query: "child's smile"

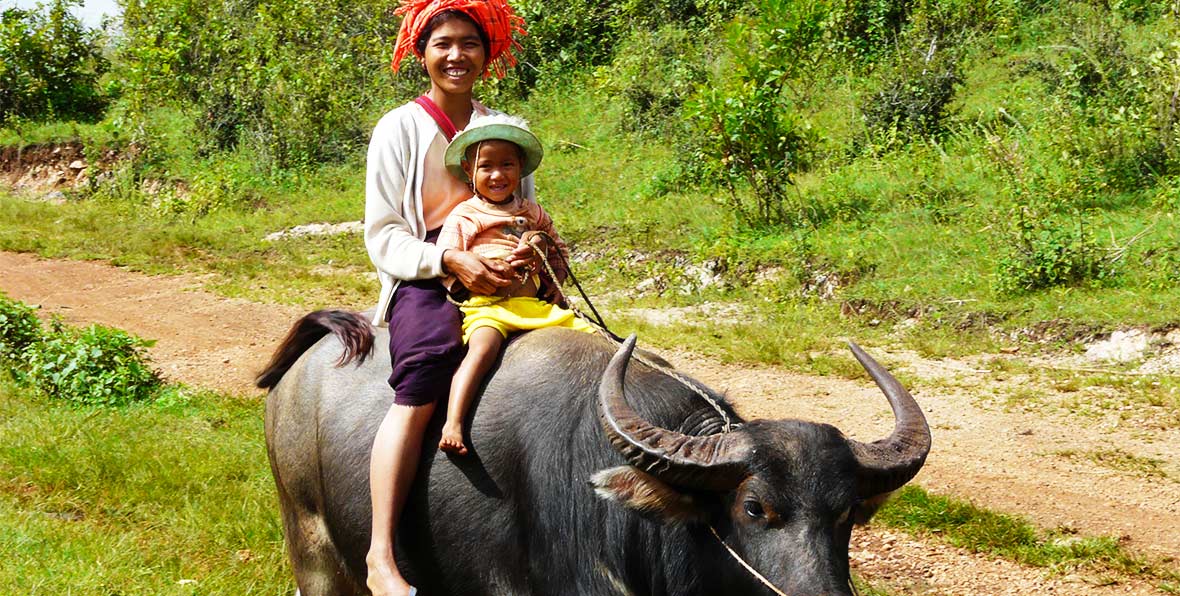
(466, 139), (523, 205)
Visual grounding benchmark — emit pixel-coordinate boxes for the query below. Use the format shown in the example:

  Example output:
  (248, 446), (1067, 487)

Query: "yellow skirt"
(459, 296), (596, 343)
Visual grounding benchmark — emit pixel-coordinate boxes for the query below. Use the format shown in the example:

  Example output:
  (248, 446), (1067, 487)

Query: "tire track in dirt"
(1, 251), (1174, 594)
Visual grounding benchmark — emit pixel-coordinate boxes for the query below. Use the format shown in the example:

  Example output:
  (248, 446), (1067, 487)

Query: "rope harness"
(525, 235), (798, 595)
(708, 525), (792, 596)
(522, 233), (734, 432)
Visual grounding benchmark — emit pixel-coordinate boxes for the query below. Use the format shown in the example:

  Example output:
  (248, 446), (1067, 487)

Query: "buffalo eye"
(743, 500), (765, 519)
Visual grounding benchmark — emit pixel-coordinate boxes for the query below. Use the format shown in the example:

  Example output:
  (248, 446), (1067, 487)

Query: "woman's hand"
(443, 250), (515, 296)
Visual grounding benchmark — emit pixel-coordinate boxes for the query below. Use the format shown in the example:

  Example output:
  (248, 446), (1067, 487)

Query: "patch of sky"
(4, 0), (121, 28)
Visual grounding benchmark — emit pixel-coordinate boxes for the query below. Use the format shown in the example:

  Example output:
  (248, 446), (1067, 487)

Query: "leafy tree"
(0, 0), (108, 124)
(115, 0), (401, 168)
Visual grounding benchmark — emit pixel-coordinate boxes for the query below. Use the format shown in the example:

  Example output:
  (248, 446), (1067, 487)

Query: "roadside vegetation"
(2, 0), (1178, 371)
(880, 486), (1180, 589)
(0, 293), (283, 593)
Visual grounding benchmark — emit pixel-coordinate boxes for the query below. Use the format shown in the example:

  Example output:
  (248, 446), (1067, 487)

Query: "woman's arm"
(437, 208), (516, 296)
(442, 250), (515, 296)
(364, 112), (446, 281)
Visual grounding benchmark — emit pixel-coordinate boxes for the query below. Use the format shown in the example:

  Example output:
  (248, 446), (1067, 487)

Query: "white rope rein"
(708, 525), (791, 596)
(527, 235), (734, 432)
(532, 236), (794, 594)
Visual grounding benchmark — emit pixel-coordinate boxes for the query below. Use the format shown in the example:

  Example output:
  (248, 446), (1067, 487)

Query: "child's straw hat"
(445, 113), (543, 182)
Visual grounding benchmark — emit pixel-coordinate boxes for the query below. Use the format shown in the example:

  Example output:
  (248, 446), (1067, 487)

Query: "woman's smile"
(424, 20), (486, 94)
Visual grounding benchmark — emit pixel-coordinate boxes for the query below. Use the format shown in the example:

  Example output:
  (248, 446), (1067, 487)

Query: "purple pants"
(385, 229), (464, 407)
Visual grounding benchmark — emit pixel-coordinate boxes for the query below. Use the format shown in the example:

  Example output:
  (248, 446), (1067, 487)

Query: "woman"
(362, 2), (528, 595)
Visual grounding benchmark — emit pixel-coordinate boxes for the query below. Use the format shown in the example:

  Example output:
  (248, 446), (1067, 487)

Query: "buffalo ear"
(852, 492), (893, 525)
(590, 466), (704, 523)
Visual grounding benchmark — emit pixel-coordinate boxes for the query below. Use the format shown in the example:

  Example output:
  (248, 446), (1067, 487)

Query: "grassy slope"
(3, 68), (1179, 390)
(0, 381), (287, 594)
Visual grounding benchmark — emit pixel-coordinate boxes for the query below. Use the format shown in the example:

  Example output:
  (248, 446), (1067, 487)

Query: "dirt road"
(2, 250), (1176, 595)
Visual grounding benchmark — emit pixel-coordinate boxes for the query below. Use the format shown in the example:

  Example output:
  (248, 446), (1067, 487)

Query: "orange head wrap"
(392, 0), (526, 79)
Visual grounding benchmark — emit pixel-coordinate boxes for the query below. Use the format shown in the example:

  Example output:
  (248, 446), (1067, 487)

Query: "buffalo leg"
(281, 499), (364, 596)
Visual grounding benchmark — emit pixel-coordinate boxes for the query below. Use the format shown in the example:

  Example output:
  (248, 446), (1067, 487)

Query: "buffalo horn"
(846, 343), (932, 498)
(598, 335), (753, 491)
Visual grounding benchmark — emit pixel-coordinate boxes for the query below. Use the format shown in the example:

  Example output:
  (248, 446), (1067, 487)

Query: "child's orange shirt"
(436, 195), (570, 294)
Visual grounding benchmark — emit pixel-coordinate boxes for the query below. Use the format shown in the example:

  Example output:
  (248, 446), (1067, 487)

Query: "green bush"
(995, 207), (1115, 294)
(513, 0), (620, 80)
(1155, 176), (1180, 211)
(680, 2), (828, 228)
(1020, 7), (1180, 193)
(0, 294), (43, 363)
(827, 0), (914, 60)
(116, 0), (401, 169)
(595, 26), (707, 137)
(0, 296), (161, 406)
(0, 0), (109, 125)
(687, 80), (819, 228)
(504, 0), (739, 95)
(25, 321), (161, 406)
(860, 32), (962, 145)
(1142, 241), (1180, 291)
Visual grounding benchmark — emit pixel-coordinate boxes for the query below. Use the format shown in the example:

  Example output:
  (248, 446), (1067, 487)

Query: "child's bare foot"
(365, 552), (415, 596)
(439, 421), (468, 455)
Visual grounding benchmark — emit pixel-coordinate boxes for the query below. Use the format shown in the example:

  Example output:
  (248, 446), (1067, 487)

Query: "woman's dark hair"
(414, 10), (491, 57)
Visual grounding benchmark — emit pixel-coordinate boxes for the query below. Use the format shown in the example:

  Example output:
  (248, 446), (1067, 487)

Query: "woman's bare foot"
(365, 552), (415, 596)
(439, 420), (468, 455)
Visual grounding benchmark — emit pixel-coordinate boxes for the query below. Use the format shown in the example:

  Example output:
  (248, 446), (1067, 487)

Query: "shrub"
(680, 2), (828, 228)
(0, 0), (109, 125)
(115, 0), (401, 169)
(1021, 8), (1180, 192)
(595, 25), (708, 138)
(995, 207), (1115, 294)
(1107, 0), (1172, 23)
(0, 295), (161, 406)
(25, 321), (161, 406)
(1142, 242), (1180, 291)
(1154, 176), (1180, 211)
(686, 80), (819, 228)
(860, 36), (961, 144)
(512, 0), (620, 82)
(0, 294), (42, 363)
(504, 0), (740, 96)
(827, 0), (915, 60)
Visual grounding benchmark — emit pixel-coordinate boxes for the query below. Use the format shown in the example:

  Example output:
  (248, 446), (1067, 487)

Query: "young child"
(436, 114), (595, 455)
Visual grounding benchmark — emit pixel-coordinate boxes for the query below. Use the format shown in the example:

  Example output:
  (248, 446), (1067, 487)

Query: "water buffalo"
(259, 310), (930, 596)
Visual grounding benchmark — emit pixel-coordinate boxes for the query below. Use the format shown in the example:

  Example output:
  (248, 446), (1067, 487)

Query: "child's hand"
(508, 232), (545, 272)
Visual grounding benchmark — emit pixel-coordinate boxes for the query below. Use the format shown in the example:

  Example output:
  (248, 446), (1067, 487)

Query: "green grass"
(1052, 448), (1172, 480)
(0, 164), (375, 309)
(0, 379), (289, 594)
(875, 485), (1180, 585)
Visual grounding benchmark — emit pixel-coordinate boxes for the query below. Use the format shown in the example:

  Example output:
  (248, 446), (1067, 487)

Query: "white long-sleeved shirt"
(363, 101), (535, 325)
